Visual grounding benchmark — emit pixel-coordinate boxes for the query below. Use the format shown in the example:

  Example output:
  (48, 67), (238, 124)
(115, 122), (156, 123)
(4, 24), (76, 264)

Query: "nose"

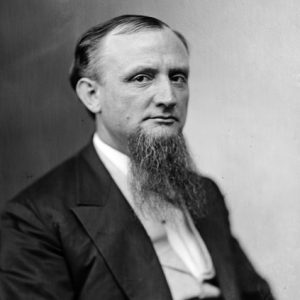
(154, 77), (176, 108)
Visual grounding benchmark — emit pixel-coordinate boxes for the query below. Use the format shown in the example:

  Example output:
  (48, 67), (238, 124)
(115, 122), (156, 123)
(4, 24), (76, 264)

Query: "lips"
(148, 115), (178, 121)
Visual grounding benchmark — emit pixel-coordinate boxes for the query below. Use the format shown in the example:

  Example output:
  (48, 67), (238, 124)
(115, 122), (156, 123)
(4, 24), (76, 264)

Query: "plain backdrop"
(1, 1), (299, 299)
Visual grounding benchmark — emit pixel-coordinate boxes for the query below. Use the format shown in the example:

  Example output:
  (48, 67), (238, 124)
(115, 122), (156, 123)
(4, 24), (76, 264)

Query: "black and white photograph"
(0, 1), (299, 299)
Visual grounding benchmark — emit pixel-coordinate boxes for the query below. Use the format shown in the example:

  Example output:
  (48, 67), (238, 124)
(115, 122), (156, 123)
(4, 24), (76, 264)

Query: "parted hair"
(69, 14), (189, 91)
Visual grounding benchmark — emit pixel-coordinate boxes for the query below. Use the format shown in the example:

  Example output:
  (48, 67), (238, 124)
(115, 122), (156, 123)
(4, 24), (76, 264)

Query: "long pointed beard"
(128, 129), (207, 221)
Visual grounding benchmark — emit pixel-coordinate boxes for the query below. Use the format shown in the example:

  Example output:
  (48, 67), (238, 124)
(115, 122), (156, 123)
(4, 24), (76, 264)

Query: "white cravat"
(93, 133), (220, 299)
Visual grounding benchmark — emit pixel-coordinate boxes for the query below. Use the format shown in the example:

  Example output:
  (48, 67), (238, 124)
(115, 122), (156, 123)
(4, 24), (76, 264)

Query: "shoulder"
(6, 141), (101, 207)
(1, 145), (91, 230)
(202, 176), (223, 198)
(200, 176), (229, 218)
(10, 153), (80, 208)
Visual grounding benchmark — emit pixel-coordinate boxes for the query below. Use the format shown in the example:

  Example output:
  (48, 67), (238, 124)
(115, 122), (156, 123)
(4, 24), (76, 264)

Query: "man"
(0, 15), (274, 300)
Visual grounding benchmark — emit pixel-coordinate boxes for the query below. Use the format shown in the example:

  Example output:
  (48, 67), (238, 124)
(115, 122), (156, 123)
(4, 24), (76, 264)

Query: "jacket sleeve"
(0, 195), (74, 300)
(206, 178), (275, 300)
(230, 236), (275, 300)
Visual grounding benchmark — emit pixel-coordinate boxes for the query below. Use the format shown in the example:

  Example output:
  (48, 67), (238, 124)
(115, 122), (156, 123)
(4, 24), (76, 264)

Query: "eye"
(171, 74), (188, 84)
(131, 74), (153, 83)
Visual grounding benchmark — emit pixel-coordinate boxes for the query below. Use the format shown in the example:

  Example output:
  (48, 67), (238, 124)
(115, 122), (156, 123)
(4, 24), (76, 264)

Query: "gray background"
(1, 1), (299, 299)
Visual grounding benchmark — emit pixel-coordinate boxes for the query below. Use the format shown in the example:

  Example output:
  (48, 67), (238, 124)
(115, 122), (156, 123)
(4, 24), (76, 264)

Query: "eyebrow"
(128, 67), (158, 76)
(169, 67), (189, 78)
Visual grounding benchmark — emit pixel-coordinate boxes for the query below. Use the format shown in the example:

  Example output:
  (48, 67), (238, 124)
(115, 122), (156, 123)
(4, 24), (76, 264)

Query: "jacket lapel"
(71, 143), (172, 300)
(192, 211), (241, 300)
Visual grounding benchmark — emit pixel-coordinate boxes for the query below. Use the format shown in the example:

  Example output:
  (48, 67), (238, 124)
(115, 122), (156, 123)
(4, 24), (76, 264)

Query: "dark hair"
(69, 14), (189, 91)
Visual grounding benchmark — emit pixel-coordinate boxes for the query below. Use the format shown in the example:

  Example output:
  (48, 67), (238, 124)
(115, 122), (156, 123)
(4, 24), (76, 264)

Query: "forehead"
(100, 28), (189, 71)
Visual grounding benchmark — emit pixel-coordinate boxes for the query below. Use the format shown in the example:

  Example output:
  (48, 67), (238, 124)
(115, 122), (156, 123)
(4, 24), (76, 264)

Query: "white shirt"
(93, 133), (220, 299)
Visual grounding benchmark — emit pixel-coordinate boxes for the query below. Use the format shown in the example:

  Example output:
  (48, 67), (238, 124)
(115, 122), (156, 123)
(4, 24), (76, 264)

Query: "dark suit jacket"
(0, 142), (274, 300)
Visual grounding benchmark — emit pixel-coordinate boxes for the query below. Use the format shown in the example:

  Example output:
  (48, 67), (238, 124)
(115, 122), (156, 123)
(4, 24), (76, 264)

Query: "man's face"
(96, 28), (190, 154)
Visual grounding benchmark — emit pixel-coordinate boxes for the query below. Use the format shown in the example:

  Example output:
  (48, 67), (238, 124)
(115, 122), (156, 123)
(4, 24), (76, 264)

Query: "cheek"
(107, 87), (151, 125)
(111, 102), (135, 128)
(178, 93), (189, 112)
(103, 90), (129, 117)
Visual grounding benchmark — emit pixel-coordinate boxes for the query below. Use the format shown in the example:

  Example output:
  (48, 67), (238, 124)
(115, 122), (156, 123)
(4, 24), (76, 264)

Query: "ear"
(75, 78), (102, 113)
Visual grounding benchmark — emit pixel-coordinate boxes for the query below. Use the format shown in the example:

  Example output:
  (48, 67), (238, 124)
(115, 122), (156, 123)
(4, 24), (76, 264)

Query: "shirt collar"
(93, 133), (130, 176)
